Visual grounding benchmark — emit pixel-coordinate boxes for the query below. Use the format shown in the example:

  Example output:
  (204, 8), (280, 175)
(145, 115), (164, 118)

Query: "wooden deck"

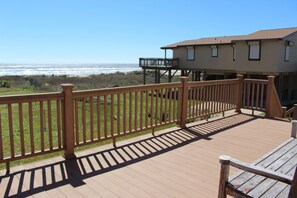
(0, 113), (292, 198)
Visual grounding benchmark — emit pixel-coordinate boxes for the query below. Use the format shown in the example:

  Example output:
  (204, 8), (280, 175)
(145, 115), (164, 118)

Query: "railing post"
(293, 104), (297, 120)
(235, 74), (243, 113)
(265, 76), (275, 118)
(61, 84), (76, 159)
(291, 120), (297, 138)
(179, 77), (189, 128)
(218, 155), (231, 198)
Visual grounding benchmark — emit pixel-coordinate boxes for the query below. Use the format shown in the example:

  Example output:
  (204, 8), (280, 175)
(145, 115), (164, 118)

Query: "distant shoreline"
(0, 63), (140, 76)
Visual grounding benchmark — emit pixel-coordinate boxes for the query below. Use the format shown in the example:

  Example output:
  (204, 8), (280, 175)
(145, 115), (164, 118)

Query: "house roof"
(161, 27), (297, 49)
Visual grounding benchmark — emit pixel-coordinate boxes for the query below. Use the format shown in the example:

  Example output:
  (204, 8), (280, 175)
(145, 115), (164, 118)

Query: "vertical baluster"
(150, 89), (153, 126)
(47, 101), (53, 150)
(56, 99), (61, 148)
(195, 87), (199, 117)
(145, 90), (149, 128)
(188, 87), (192, 118)
(104, 95), (108, 138)
(123, 93), (127, 134)
(134, 91), (138, 130)
(155, 89), (159, 126)
(251, 83), (255, 111)
(75, 99), (79, 144)
(18, 103), (25, 156)
(111, 94), (114, 137)
(29, 102), (34, 153)
(90, 96), (94, 141)
(160, 89), (163, 124)
(243, 81), (246, 107)
(173, 88), (176, 121)
(211, 85), (215, 114)
(261, 83), (264, 110)
(117, 93), (121, 135)
(201, 86), (205, 116)
(198, 87), (202, 117)
(39, 102), (44, 152)
(247, 83), (251, 108)
(8, 104), (14, 157)
(82, 98), (86, 143)
(216, 85), (220, 112)
(164, 88), (168, 124)
(140, 91), (143, 129)
(256, 83), (260, 110)
(129, 92), (132, 132)
(97, 96), (101, 139)
(220, 84), (223, 111)
(206, 85), (210, 115)
(168, 88), (172, 122)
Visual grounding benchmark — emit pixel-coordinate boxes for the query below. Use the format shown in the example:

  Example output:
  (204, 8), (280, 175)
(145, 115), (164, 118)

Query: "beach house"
(140, 27), (297, 105)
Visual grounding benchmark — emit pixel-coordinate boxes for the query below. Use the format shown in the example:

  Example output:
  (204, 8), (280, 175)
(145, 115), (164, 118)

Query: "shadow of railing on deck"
(0, 114), (257, 197)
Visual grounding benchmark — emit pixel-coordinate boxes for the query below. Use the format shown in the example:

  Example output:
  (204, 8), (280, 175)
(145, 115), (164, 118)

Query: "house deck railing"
(0, 75), (296, 171)
(139, 58), (179, 68)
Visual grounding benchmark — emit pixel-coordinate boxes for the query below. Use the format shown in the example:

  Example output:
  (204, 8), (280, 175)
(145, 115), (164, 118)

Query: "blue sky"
(0, 0), (296, 64)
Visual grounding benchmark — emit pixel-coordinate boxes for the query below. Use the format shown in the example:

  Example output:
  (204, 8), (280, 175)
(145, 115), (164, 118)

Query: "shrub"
(0, 80), (10, 88)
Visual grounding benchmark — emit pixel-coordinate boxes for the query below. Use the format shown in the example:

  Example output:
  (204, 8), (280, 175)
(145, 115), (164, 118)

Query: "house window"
(248, 41), (261, 60)
(211, 45), (218, 57)
(187, 46), (195, 60)
(232, 44), (236, 61)
(285, 45), (290, 61)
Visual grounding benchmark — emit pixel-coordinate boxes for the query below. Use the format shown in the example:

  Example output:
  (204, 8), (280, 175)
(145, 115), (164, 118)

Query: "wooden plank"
(254, 154), (297, 197)
(111, 94), (114, 137)
(97, 96), (101, 139)
(104, 95), (108, 138)
(48, 101), (53, 150)
(90, 96), (94, 141)
(117, 93), (121, 135)
(39, 102), (44, 152)
(56, 99), (61, 148)
(28, 102), (35, 154)
(82, 98), (87, 143)
(229, 139), (297, 196)
(18, 103), (25, 156)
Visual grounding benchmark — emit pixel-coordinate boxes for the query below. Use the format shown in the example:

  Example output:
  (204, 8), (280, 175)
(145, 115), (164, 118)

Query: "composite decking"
(0, 113), (292, 198)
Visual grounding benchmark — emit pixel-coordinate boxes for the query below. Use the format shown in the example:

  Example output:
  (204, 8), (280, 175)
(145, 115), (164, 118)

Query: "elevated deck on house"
(0, 113), (292, 198)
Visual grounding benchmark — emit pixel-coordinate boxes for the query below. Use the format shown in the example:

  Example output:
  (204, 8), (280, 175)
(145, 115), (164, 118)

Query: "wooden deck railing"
(0, 75), (295, 170)
(242, 79), (267, 112)
(185, 79), (239, 121)
(0, 92), (64, 168)
(72, 83), (182, 147)
(139, 58), (179, 68)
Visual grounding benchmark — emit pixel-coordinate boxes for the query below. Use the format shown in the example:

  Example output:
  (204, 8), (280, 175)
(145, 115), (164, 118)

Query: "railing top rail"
(244, 79), (268, 83)
(188, 79), (239, 87)
(0, 92), (63, 104)
(139, 58), (178, 60)
(73, 82), (182, 98)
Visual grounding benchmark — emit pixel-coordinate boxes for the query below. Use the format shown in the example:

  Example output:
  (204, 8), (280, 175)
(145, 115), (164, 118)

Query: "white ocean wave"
(0, 64), (140, 76)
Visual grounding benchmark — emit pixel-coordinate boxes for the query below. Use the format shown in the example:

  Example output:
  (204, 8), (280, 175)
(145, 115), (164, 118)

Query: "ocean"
(0, 63), (140, 76)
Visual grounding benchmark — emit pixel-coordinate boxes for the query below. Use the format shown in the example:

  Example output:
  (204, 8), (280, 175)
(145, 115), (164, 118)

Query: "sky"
(0, 0), (296, 64)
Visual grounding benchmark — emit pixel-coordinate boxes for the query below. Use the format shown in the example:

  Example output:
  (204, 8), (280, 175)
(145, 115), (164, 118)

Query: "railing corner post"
(235, 74), (243, 113)
(61, 83), (76, 160)
(282, 106), (287, 118)
(179, 77), (189, 128)
(265, 76), (275, 118)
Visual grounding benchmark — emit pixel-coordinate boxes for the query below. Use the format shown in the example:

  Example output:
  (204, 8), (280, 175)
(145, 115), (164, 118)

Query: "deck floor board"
(0, 113), (292, 197)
